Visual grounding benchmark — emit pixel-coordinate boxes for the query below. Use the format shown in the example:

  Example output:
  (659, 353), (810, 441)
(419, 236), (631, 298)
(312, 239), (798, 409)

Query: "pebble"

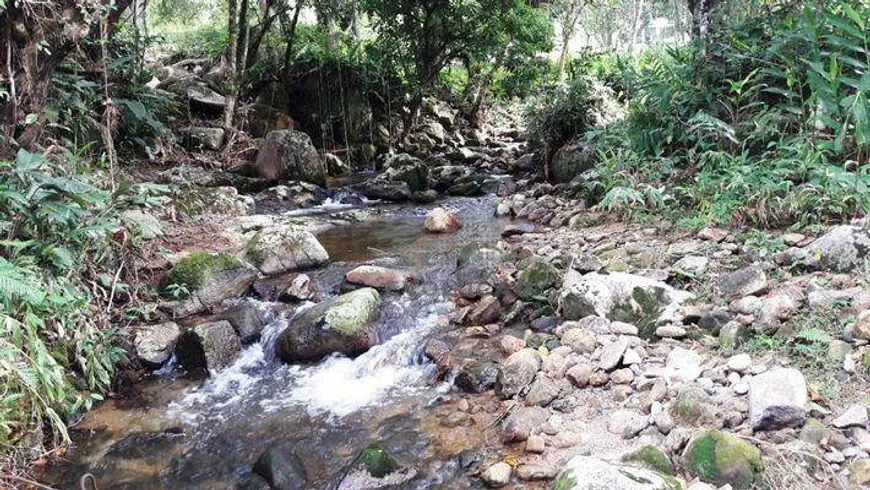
(481, 462), (512, 487)
(656, 325), (687, 338)
(526, 434), (545, 454)
(733, 383), (749, 395)
(727, 353), (752, 372)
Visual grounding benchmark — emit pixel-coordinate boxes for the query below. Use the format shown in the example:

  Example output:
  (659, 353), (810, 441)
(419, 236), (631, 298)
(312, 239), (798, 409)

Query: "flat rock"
(346, 265), (412, 292)
(717, 264), (768, 299)
(552, 456), (678, 490)
(832, 404), (868, 429)
(134, 322), (181, 368)
(599, 338), (630, 371)
(748, 368), (808, 431)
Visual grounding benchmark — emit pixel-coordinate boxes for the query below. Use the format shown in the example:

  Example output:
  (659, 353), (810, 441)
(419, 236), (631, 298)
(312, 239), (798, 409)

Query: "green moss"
(516, 258), (560, 302)
(323, 288), (381, 334)
(360, 443), (399, 478)
(159, 251), (243, 298)
(685, 430), (762, 490)
(551, 471), (576, 490)
(624, 445), (675, 476)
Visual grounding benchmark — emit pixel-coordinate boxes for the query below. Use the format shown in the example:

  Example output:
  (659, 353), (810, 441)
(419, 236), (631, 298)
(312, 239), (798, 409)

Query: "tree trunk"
(281, 1), (304, 79)
(224, 0), (240, 130)
(0, 0), (133, 154)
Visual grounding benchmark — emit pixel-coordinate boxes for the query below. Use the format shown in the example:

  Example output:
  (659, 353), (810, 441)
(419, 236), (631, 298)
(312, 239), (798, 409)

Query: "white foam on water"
(165, 299), (445, 423)
(264, 325), (435, 418)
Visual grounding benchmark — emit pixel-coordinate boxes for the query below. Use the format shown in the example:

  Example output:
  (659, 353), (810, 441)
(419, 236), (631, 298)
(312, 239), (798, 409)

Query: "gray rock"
(566, 363), (593, 387)
(276, 288), (381, 363)
(245, 226), (329, 276)
(352, 177), (413, 201)
(186, 127), (224, 151)
(832, 404), (868, 429)
(551, 142), (594, 183)
(134, 322), (181, 368)
(345, 265), (412, 292)
(467, 295), (501, 325)
(673, 255), (710, 277)
(608, 410), (649, 438)
(561, 327), (597, 353)
(748, 368), (808, 431)
(215, 301), (267, 343)
(717, 264), (768, 299)
(524, 376), (563, 407)
(502, 406), (549, 442)
(495, 349), (542, 398)
(175, 321), (242, 372)
(789, 225), (870, 272)
(253, 130), (327, 186)
(454, 360), (499, 393)
(552, 456), (677, 490)
(481, 462), (511, 487)
(599, 338), (630, 371)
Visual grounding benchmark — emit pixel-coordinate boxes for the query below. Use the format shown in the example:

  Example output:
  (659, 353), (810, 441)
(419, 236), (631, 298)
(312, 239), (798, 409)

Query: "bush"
(0, 150), (137, 470)
(532, 1), (869, 229)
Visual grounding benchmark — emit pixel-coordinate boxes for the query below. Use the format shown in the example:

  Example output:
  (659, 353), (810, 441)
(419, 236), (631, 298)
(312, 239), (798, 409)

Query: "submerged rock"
(253, 130), (327, 186)
(551, 456), (681, 490)
(245, 227), (329, 275)
(175, 320), (242, 372)
(345, 265), (413, 292)
(682, 429), (762, 490)
(252, 445), (308, 490)
(424, 207), (462, 233)
(134, 322), (181, 369)
(277, 288), (381, 363)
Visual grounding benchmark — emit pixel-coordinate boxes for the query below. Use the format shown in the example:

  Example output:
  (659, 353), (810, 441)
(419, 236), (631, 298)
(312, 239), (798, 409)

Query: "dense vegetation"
(0, 0), (867, 480)
(526, 1), (869, 229)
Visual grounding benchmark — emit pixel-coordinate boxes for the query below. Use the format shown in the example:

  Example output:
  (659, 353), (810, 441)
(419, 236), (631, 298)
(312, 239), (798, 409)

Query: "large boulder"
(277, 288), (381, 363)
(383, 156), (429, 192)
(175, 321), (242, 372)
(782, 224), (870, 272)
(253, 130), (327, 186)
(683, 430), (763, 490)
(551, 456), (681, 490)
(748, 368), (807, 431)
(244, 227), (329, 275)
(559, 272), (692, 323)
(351, 177), (413, 202)
(159, 252), (258, 318)
(134, 322), (181, 369)
(551, 142), (594, 184)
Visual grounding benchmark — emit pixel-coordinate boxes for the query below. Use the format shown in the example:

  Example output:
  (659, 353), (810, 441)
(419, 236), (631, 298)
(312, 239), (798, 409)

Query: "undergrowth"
(0, 149), (156, 476)
(526, 1), (869, 229)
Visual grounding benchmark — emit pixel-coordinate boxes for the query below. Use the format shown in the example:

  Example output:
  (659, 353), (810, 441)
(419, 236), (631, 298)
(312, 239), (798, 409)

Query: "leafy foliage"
(528, 1), (869, 229)
(0, 150), (134, 458)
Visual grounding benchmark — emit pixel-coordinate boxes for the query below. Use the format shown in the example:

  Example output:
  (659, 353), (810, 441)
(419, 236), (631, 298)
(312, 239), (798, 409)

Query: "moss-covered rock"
(670, 387), (719, 427)
(359, 443), (399, 478)
(623, 445), (674, 476)
(244, 226), (329, 275)
(683, 430), (762, 490)
(277, 287), (381, 363)
(516, 258), (561, 301)
(550, 455), (681, 490)
(159, 251), (248, 299)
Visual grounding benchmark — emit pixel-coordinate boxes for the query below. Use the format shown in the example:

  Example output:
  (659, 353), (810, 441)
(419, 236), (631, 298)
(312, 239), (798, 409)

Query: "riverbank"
(29, 122), (870, 490)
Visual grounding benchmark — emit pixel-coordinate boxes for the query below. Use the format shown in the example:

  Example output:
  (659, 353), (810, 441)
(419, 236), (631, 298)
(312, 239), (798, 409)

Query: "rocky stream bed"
(36, 117), (870, 490)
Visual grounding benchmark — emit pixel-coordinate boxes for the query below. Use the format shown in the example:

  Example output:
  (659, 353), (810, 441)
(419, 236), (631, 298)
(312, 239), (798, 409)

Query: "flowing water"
(45, 196), (510, 490)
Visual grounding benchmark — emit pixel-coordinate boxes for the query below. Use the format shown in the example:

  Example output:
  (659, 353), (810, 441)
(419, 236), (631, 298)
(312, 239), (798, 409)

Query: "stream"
(45, 195), (511, 490)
